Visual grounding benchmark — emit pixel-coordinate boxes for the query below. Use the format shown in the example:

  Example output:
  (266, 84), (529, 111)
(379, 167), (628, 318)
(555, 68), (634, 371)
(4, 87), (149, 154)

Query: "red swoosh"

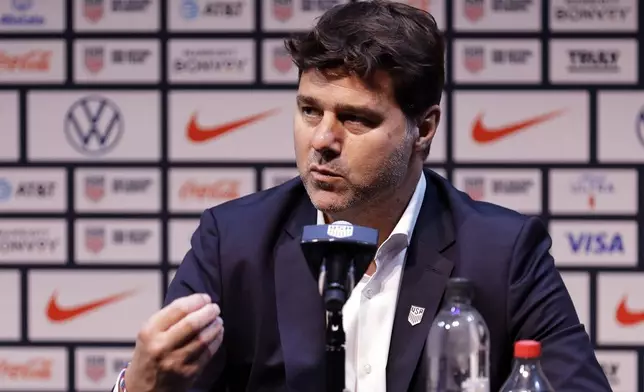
(472, 109), (566, 144)
(46, 289), (137, 323)
(615, 296), (644, 326)
(186, 109), (280, 143)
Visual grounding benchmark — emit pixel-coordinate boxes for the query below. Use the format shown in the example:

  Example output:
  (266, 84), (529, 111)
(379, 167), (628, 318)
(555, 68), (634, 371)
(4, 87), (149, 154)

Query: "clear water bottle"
(425, 277), (490, 392)
(499, 340), (555, 392)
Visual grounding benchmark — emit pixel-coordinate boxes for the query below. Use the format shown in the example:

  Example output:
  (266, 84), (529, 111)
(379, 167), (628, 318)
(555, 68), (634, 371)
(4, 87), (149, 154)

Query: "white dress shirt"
(113, 172), (426, 392)
(327, 172), (426, 392)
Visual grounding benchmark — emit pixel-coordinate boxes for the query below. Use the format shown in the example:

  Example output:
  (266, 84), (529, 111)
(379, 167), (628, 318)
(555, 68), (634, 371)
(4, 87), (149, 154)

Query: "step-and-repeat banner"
(0, 0), (642, 390)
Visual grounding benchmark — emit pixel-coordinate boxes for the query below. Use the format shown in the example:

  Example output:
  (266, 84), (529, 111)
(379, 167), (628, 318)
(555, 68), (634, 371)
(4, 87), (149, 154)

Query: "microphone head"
(300, 222), (379, 310)
(301, 221), (378, 245)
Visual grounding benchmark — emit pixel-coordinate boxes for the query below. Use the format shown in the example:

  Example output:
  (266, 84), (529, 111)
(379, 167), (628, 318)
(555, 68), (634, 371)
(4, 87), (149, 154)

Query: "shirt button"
(364, 364), (372, 374)
(365, 288), (373, 298)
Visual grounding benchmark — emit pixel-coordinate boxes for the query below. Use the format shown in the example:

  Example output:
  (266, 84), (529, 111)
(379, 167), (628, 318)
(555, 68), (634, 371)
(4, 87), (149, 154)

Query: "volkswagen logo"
(64, 96), (124, 156)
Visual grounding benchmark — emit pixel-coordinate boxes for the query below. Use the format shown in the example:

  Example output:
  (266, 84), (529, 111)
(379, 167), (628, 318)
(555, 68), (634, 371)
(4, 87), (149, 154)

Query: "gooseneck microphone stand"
(301, 222), (379, 392)
(326, 291), (347, 392)
(322, 256), (352, 392)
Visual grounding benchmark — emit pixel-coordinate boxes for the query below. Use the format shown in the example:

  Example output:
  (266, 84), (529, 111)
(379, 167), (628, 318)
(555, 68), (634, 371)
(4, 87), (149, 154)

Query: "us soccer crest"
(464, 0), (484, 22)
(273, 0), (293, 22)
(85, 227), (106, 253)
(84, 175), (105, 202)
(84, 47), (105, 74)
(273, 46), (292, 73)
(85, 355), (106, 383)
(327, 222), (353, 238)
(84, 0), (104, 23)
(464, 46), (484, 73)
(408, 305), (425, 326)
(464, 177), (484, 201)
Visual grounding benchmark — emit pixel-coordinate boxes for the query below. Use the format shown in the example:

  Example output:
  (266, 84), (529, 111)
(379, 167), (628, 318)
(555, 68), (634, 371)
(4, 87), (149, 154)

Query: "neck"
(324, 167), (422, 246)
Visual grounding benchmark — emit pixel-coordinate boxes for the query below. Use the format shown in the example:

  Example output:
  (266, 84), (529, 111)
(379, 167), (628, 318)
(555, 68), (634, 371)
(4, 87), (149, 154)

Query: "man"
(113, 1), (611, 391)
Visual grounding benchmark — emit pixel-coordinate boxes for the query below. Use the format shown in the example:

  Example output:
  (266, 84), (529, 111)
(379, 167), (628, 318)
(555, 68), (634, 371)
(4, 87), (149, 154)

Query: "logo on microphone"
(327, 221), (353, 238)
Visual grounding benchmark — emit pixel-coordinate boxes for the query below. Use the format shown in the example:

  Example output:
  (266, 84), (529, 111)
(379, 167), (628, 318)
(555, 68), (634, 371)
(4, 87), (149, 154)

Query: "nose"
(311, 114), (342, 159)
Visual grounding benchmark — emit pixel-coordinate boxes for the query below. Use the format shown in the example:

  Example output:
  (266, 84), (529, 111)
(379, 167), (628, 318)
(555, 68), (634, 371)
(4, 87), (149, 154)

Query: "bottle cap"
(514, 340), (541, 358)
(446, 277), (474, 300)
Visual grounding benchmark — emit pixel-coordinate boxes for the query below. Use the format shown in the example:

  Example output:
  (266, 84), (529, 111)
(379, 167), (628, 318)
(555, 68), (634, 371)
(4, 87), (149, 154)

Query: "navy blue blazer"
(167, 169), (611, 392)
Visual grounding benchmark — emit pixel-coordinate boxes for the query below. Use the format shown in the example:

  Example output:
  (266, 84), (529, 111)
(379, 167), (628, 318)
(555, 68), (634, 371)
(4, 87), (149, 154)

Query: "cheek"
(345, 138), (394, 177)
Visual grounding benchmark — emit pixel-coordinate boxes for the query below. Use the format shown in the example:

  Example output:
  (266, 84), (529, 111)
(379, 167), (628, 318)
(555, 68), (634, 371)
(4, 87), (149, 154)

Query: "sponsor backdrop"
(0, 0), (642, 390)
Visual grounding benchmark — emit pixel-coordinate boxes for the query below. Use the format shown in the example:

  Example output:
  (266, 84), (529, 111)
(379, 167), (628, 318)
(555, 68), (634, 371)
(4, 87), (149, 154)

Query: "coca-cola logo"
(0, 358), (53, 380)
(0, 50), (51, 71)
(179, 180), (240, 200)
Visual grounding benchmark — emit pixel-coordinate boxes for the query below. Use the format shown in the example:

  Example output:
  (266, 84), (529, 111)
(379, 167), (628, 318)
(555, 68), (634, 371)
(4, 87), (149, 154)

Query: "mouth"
(309, 165), (342, 178)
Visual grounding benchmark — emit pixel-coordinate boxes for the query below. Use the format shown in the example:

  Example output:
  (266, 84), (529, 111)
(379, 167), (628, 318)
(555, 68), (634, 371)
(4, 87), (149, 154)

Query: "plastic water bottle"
(499, 340), (554, 392)
(425, 277), (490, 392)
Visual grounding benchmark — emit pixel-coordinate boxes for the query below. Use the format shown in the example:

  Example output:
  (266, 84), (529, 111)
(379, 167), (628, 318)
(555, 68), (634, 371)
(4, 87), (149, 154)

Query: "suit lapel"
(386, 173), (456, 392)
(274, 191), (326, 392)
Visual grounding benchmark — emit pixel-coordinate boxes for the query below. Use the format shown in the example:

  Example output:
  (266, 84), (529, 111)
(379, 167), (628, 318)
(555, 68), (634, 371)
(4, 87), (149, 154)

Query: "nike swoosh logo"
(615, 296), (644, 326)
(471, 109), (566, 144)
(46, 289), (137, 323)
(186, 109), (280, 143)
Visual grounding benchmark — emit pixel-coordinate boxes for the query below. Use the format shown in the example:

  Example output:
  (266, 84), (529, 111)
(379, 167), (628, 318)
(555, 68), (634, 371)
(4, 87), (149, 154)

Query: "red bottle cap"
(514, 340), (541, 358)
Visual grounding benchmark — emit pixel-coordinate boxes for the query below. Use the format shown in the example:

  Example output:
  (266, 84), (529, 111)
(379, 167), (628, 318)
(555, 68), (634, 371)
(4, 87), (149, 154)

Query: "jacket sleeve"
(166, 208), (228, 392)
(108, 208), (228, 392)
(506, 216), (612, 391)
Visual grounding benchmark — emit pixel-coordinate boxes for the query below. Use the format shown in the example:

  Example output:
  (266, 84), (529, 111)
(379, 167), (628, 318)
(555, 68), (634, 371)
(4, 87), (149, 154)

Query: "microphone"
(301, 221), (379, 392)
(301, 221), (378, 392)
(300, 221), (378, 312)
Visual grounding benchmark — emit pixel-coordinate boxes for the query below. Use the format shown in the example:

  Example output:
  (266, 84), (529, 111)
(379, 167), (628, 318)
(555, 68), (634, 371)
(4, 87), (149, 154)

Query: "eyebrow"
(296, 94), (385, 119)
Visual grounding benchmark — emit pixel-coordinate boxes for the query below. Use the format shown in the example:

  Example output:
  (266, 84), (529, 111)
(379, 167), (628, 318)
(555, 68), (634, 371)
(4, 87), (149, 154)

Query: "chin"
(307, 188), (350, 214)
(302, 176), (354, 210)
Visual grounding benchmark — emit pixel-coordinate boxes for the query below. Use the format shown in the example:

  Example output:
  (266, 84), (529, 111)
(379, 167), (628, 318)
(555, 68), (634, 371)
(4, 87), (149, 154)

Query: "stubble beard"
(305, 134), (413, 216)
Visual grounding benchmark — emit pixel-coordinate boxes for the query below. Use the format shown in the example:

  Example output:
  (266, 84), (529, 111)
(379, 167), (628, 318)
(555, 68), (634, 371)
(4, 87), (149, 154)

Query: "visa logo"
(567, 232), (624, 254)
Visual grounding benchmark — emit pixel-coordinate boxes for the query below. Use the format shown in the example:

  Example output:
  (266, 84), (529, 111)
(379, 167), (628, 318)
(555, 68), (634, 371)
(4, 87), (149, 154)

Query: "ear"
(415, 104), (441, 158)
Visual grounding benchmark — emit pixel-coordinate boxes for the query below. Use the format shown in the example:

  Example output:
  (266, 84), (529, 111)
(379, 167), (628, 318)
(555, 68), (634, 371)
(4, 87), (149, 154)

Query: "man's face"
(294, 68), (415, 215)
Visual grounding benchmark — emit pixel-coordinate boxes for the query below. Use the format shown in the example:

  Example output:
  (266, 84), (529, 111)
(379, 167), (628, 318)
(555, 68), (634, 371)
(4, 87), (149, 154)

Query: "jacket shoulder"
(428, 170), (540, 246)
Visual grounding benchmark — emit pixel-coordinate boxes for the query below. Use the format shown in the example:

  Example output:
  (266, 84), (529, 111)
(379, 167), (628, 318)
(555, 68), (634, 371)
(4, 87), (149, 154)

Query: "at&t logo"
(0, 179), (11, 201)
(181, 0), (199, 19)
(64, 96), (124, 156)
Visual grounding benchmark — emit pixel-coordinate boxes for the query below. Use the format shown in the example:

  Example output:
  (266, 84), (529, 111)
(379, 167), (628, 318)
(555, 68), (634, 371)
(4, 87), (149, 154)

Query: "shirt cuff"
(113, 366), (127, 392)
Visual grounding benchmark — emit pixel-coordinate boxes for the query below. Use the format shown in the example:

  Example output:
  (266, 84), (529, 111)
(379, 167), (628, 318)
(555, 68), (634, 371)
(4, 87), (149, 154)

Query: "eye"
(341, 114), (376, 128)
(301, 106), (321, 117)
(346, 115), (366, 124)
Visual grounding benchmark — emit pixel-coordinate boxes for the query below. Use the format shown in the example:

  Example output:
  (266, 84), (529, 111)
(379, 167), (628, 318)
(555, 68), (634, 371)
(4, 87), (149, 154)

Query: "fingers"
(163, 303), (221, 349)
(128, 293), (225, 390)
(199, 316), (224, 355)
(147, 293), (212, 333)
(182, 317), (225, 364)
(208, 321), (224, 357)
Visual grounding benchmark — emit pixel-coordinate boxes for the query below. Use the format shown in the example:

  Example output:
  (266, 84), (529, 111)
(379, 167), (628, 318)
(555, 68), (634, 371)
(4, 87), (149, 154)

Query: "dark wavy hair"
(284, 0), (445, 121)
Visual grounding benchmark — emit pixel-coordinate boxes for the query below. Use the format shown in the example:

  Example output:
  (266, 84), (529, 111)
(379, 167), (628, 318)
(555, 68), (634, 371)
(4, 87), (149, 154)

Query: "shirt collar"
(315, 171), (426, 247)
